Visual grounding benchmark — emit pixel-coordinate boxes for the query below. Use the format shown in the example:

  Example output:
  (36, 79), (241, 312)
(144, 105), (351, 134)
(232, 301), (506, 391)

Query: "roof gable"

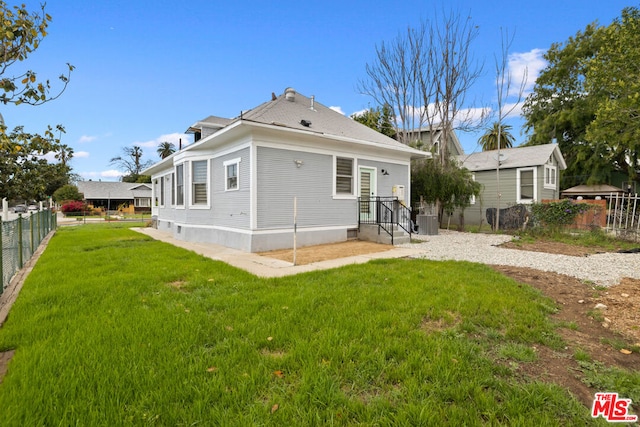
(77, 181), (152, 199)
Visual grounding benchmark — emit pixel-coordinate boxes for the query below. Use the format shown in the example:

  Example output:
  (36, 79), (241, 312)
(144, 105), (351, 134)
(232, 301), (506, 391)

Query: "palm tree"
(479, 122), (515, 151)
(157, 141), (176, 159)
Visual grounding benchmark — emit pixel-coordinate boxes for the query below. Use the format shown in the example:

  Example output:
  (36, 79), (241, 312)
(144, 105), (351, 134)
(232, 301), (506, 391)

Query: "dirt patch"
(258, 240), (392, 265)
(490, 265), (640, 407)
(0, 350), (15, 384)
(500, 240), (602, 257)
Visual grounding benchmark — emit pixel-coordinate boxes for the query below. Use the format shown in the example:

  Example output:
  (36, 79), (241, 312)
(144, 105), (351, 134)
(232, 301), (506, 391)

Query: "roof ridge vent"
(284, 87), (296, 101)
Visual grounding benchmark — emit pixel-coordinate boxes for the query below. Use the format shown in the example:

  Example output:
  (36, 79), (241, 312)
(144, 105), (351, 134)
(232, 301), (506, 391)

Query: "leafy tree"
(52, 184), (83, 203)
(0, 125), (71, 202)
(351, 105), (396, 139)
(411, 156), (481, 227)
(0, 2), (74, 201)
(0, 1), (73, 110)
(110, 146), (153, 182)
(479, 122), (515, 151)
(522, 8), (640, 186)
(157, 141), (176, 159)
(584, 7), (640, 183)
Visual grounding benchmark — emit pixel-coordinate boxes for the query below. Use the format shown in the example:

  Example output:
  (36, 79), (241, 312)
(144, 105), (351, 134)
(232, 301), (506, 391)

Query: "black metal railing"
(357, 196), (412, 244)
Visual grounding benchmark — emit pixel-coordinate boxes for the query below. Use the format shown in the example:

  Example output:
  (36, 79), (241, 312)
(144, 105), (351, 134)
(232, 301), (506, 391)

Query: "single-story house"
(76, 181), (152, 212)
(452, 143), (567, 226)
(143, 88), (428, 252)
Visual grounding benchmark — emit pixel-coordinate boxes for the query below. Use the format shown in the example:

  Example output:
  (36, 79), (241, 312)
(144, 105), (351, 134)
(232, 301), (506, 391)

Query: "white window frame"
(154, 178), (160, 207)
(170, 173), (175, 206)
(135, 197), (150, 208)
(175, 164), (185, 207)
(470, 173), (476, 205)
(334, 156), (355, 198)
(516, 167), (537, 204)
(224, 157), (241, 191)
(190, 159), (209, 207)
(544, 165), (557, 190)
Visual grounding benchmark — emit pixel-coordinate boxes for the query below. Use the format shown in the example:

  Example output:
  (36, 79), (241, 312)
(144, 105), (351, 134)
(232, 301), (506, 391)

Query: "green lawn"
(0, 224), (619, 425)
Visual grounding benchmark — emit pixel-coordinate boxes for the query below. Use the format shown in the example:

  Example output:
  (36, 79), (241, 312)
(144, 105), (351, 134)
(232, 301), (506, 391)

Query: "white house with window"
(452, 143), (566, 226)
(143, 87), (427, 252)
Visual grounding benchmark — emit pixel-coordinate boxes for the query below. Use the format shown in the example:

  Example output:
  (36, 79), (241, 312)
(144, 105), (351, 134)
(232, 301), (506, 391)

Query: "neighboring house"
(77, 181), (152, 212)
(143, 87), (428, 252)
(452, 144), (567, 226)
(412, 125), (465, 157)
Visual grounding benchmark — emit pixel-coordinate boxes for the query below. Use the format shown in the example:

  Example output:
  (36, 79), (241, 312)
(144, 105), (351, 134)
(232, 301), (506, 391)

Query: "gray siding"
(357, 159), (410, 201)
(257, 147), (356, 229)
(211, 147), (251, 229)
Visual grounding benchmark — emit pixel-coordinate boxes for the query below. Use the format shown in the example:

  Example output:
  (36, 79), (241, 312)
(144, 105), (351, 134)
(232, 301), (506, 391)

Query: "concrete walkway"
(133, 228), (425, 278)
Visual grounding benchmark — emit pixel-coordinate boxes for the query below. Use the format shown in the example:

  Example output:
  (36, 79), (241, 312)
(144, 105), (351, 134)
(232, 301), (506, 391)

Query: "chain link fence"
(1, 210), (57, 294)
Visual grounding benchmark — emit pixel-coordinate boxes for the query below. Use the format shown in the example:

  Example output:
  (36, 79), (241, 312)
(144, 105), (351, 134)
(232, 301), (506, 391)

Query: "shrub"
(61, 200), (87, 214)
(530, 200), (590, 233)
(53, 184), (83, 204)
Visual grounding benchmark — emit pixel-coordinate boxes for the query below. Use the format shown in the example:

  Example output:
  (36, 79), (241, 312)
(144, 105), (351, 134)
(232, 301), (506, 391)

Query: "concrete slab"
(133, 228), (423, 278)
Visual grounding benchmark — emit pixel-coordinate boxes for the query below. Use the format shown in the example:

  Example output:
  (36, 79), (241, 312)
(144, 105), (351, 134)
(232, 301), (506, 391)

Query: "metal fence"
(606, 193), (639, 241)
(1, 210), (57, 294)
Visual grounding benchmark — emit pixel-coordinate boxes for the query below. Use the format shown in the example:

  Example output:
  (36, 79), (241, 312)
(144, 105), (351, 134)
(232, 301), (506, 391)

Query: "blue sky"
(8, 0), (632, 181)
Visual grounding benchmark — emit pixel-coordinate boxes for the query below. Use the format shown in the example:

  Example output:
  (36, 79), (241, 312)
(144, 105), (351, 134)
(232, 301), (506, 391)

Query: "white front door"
(359, 167), (377, 221)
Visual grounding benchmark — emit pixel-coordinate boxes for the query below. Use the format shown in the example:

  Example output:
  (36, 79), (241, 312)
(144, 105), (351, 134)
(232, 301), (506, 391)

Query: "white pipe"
(293, 197), (297, 266)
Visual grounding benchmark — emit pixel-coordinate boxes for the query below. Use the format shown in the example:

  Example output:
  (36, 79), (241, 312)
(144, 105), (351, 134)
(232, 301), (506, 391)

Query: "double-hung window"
(517, 167), (536, 203)
(159, 176), (165, 206)
(335, 157), (354, 195)
(544, 165), (557, 189)
(176, 164), (184, 206)
(171, 172), (175, 206)
(192, 160), (208, 205)
(224, 158), (240, 191)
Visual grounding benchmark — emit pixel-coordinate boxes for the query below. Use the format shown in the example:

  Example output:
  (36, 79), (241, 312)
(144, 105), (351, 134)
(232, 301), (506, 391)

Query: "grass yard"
(0, 224), (619, 425)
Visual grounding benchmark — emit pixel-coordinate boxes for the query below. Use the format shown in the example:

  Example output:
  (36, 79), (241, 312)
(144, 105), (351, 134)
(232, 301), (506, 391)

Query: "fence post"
(30, 212), (35, 255)
(0, 217), (3, 292)
(18, 214), (23, 268)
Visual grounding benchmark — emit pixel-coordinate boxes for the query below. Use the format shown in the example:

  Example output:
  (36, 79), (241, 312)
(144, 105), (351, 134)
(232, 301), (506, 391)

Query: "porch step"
(357, 224), (411, 245)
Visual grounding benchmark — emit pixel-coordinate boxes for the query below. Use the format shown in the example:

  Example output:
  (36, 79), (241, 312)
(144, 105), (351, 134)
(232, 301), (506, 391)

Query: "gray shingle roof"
(240, 89), (410, 149)
(458, 144), (567, 172)
(77, 181), (151, 199)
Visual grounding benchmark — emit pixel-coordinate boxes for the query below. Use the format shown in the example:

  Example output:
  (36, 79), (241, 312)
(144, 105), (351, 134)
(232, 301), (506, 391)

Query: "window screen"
(336, 157), (353, 194)
(192, 160), (207, 204)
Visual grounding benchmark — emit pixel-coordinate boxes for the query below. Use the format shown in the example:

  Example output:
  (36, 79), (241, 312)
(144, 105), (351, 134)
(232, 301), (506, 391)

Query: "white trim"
(516, 167), (537, 204)
(171, 222), (356, 235)
(250, 144), (257, 229)
(255, 139), (411, 167)
(188, 159), (210, 209)
(334, 155), (356, 198)
(224, 157), (241, 191)
(544, 165), (557, 190)
(175, 163), (185, 208)
(470, 173), (476, 205)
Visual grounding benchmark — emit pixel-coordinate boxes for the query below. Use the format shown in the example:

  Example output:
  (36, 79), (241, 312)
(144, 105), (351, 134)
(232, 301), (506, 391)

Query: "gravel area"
(400, 230), (640, 287)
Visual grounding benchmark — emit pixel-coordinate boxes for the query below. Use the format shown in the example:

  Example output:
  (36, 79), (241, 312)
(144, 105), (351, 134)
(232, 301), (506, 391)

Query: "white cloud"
(349, 108), (367, 118)
(78, 135), (97, 143)
(133, 132), (190, 149)
(101, 169), (123, 178)
(508, 48), (547, 96)
(329, 106), (345, 115)
(74, 151), (90, 158)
